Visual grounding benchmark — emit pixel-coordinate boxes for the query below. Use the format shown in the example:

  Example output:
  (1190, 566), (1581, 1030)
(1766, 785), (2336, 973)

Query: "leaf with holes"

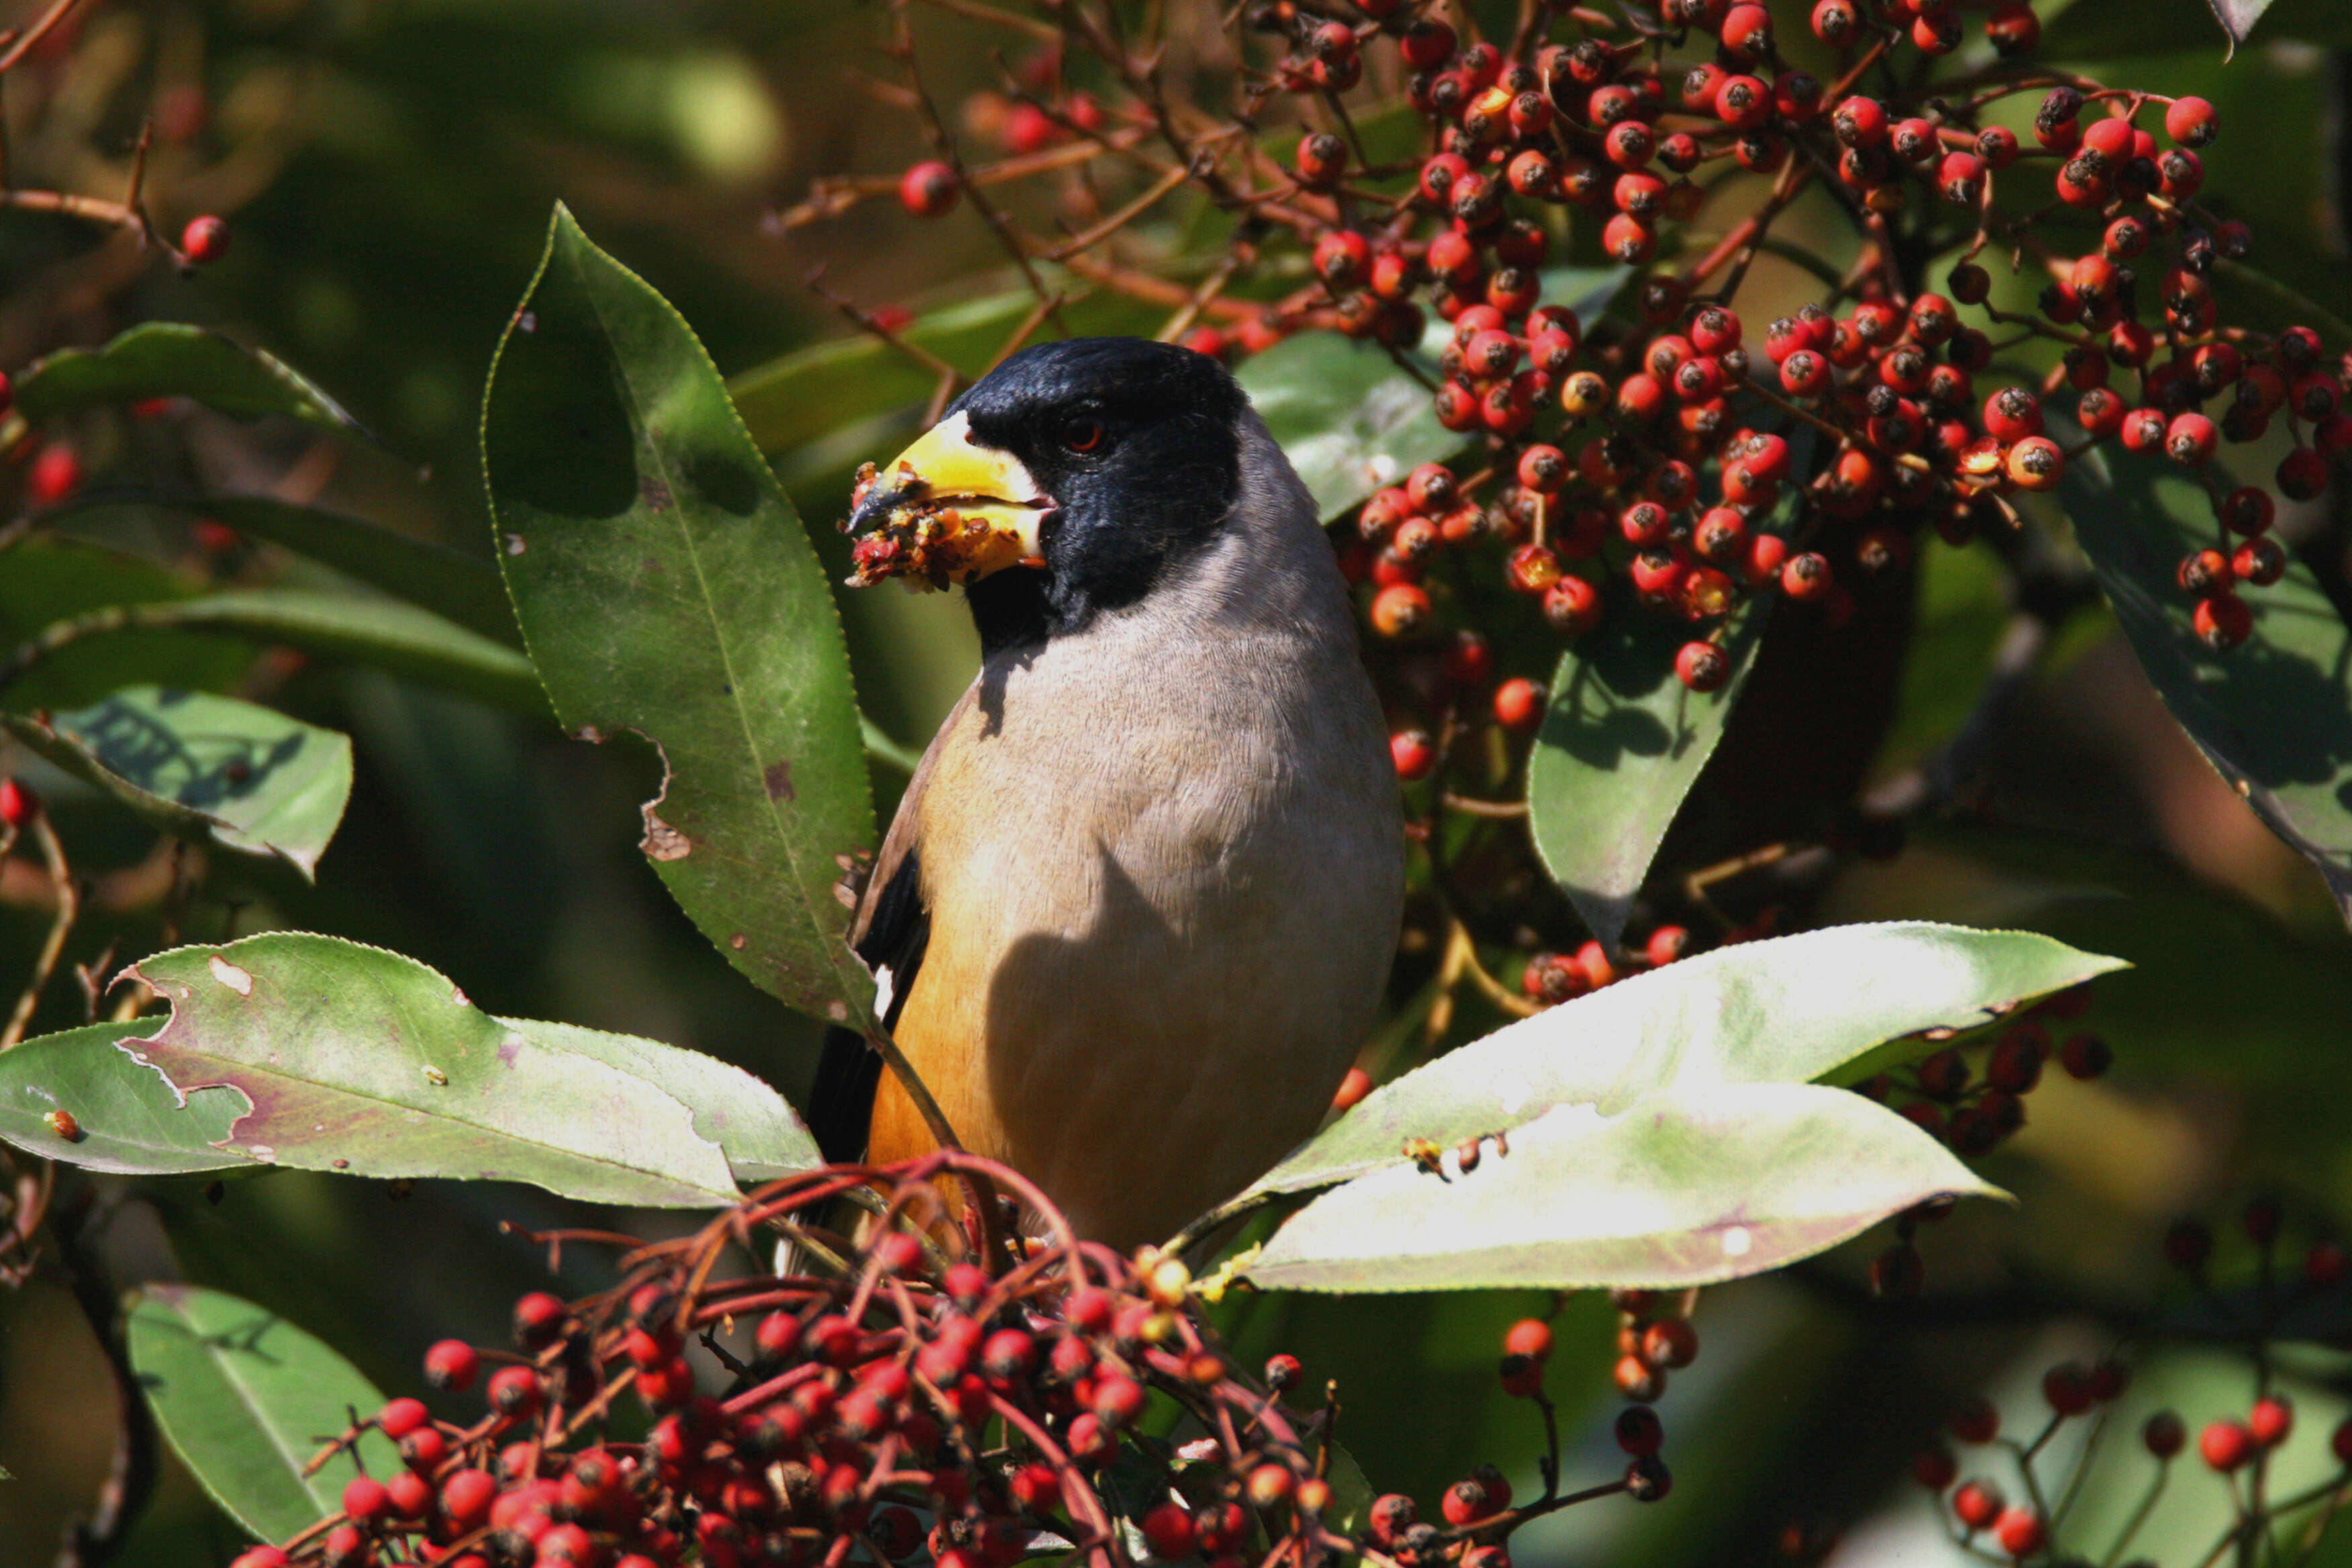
(2062, 446), (2352, 925)
(484, 205), (875, 1026)
(5, 686), (351, 877)
(1527, 591), (1771, 951)
(1243, 1083), (2002, 1292)
(126, 1283), (399, 1542)
(15, 322), (368, 439)
(0, 932), (820, 1201)
(1220, 922), (2120, 1216)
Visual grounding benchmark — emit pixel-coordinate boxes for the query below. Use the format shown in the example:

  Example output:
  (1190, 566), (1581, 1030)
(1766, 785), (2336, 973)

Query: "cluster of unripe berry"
(226, 1160), (1644, 1568)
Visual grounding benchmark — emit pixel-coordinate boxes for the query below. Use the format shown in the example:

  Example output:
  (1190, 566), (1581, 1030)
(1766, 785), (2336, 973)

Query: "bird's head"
(844, 336), (1248, 651)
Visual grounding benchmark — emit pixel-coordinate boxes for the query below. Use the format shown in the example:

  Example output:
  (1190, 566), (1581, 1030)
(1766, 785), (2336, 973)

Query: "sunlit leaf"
(126, 1283), (398, 1542)
(1244, 1084), (2003, 1293)
(0, 932), (820, 1202)
(485, 205), (876, 1026)
(1229, 922), (2121, 1211)
(16, 322), (368, 440)
(2061, 446), (2352, 924)
(4, 686), (352, 877)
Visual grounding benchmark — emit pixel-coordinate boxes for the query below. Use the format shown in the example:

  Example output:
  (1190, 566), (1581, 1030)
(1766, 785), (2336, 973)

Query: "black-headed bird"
(816, 336), (1404, 1250)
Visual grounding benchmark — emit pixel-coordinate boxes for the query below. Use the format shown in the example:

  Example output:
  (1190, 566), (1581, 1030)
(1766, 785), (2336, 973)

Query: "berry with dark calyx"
(2165, 95), (2218, 148)
(898, 162), (960, 217)
(1493, 677), (1546, 734)
(1614, 1353), (1665, 1402)
(1951, 1479), (2002, 1532)
(1674, 640), (1728, 693)
(180, 214), (229, 264)
(1371, 582), (1431, 640)
(487, 1363), (544, 1420)
(513, 1289), (566, 1347)
(424, 1337), (479, 1393)
(2194, 593), (2252, 651)
(1367, 1493), (1417, 1548)
(1500, 1351), (1544, 1398)
(1641, 1317), (1698, 1369)
(1624, 1455), (1671, 1502)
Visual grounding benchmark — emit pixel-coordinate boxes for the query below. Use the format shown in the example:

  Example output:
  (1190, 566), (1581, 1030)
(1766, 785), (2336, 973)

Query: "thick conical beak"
(844, 411), (1053, 589)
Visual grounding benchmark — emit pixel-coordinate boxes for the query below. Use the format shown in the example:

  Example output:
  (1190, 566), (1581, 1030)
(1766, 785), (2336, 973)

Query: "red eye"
(1063, 415), (1105, 452)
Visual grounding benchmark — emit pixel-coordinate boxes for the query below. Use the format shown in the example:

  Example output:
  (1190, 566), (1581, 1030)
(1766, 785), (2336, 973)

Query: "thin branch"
(4, 814), (77, 1049)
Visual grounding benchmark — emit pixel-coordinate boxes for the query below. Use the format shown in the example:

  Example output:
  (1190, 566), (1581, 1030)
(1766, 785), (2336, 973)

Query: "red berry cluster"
(1898, 1197), (2352, 1562)
(1519, 922), (1697, 1006)
(232, 1156), (1650, 1568)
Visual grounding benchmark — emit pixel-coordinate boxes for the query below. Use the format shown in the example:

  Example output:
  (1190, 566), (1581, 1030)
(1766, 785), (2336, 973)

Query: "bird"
(813, 335), (1404, 1251)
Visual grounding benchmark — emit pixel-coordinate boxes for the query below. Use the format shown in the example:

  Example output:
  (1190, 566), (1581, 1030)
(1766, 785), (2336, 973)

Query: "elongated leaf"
(16, 322), (367, 439)
(1243, 1084), (2002, 1293)
(0, 932), (819, 1202)
(730, 287), (1159, 455)
(0, 1020), (245, 1176)
(4, 686), (351, 877)
(0, 536), (252, 708)
(40, 488), (518, 648)
(484, 205), (875, 1024)
(1232, 922), (2120, 1209)
(1528, 591), (1771, 950)
(13, 590), (544, 714)
(1239, 267), (1630, 523)
(2062, 447), (2352, 924)
(126, 1284), (398, 1542)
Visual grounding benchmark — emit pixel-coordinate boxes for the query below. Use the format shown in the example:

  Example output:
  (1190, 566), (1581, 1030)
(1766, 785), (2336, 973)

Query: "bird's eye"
(1063, 415), (1106, 453)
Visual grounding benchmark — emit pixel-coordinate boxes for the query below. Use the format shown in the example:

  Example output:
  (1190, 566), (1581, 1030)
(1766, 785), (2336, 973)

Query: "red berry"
(2195, 593), (2252, 651)
(231, 1552), (290, 1568)
(898, 162), (959, 218)
(2251, 1394), (2295, 1449)
(1616, 1405), (1664, 1457)
(1142, 1502), (1197, 1558)
(1951, 1396), (1999, 1444)
(2144, 1410), (2185, 1458)
(1645, 926), (1689, 967)
(440, 1467), (497, 1525)
(1951, 1480), (2002, 1530)
(1993, 1506), (2046, 1557)
(1504, 1318), (1552, 1363)
(379, 1395), (431, 1440)
(2041, 1363), (2092, 1417)
(1390, 729), (1436, 782)
(1371, 582), (1430, 639)
(180, 214), (229, 264)
(512, 1290), (566, 1347)
(26, 442), (80, 507)
(2201, 1419), (2254, 1471)
(1913, 1446), (1957, 1490)
(0, 777), (34, 830)
(422, 1338), (479, 1393)
(2165, 95), (2218, 148)
(1675, 640), (1729, 693)
(1640, 1318), (1698, 1369)
(1493, 677), (1546, 734)
(1499, 1353), (1543, 1398)
(487, 1364), (543, 1420)
(342, 1475), (390, 1522)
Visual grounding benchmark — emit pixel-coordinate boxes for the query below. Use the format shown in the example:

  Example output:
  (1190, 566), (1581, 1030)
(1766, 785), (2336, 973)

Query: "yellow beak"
(844, 411), (1053, 589)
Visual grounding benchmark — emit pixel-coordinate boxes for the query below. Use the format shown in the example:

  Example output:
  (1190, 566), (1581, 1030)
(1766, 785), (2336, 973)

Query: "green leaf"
(126, 1283), (398, 1542)
(7, 590), (544, 714)
(3, 686), (352, 877)
(2061, 446), (2352, 924)
(0, 536), (252, 709)
(1528, 591), (1771, 951)
(483, 204), (875, 1025)
(1238, 267), (1629, 523)
(730, 287), (1159, 456)
(1232, 921), (2120, 1209)
(15, 323), (368, 440)
(0, 932), (819, 1204)
(1242, 1083), (2002, 1293)
(0, 1020), (246, 1177)
(40, 489), (519, 648)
